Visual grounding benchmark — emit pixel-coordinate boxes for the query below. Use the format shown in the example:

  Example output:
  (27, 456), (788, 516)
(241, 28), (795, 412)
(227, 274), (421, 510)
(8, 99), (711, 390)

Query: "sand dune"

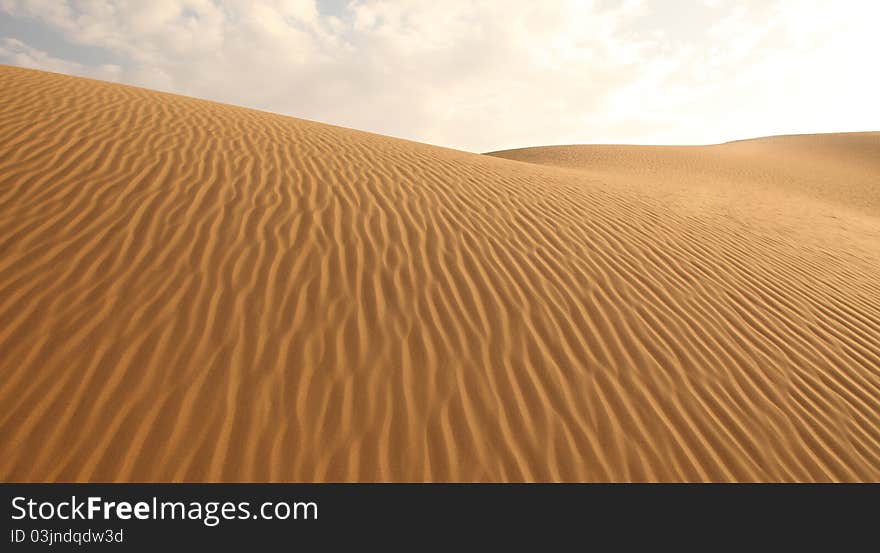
(490, 134), (880, 217)
(1, 65), (879, 482)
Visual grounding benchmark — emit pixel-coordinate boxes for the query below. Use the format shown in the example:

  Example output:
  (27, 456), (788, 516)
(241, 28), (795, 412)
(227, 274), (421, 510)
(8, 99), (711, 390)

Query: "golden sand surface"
(2, 65), (879, 481)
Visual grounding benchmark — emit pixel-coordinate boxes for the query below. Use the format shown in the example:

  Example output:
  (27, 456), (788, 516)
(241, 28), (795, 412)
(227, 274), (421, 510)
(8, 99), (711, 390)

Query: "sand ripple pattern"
(1, 66), (879, 481)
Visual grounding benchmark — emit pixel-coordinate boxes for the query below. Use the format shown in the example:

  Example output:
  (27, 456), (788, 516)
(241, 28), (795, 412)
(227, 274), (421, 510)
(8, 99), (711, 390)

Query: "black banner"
(1, 484), (875, 549)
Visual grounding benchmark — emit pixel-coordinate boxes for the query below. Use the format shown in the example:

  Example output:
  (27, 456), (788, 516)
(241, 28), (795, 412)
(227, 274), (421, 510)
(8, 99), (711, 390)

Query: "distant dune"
(1, 65), (878, 482)
(489, 134), (880, 217)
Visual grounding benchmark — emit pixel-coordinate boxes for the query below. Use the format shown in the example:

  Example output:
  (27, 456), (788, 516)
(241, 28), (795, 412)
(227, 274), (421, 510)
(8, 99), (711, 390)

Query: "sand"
(1, 65), (879, 482)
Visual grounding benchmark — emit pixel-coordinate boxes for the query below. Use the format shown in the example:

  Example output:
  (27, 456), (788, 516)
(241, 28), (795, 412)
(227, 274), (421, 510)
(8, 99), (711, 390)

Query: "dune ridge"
(1, 65), (879, 481)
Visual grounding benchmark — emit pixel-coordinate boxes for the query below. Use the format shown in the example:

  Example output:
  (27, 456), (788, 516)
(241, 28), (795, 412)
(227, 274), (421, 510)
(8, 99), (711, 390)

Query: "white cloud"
(0, 36), (121, 79)
(1, 0), (877, 151)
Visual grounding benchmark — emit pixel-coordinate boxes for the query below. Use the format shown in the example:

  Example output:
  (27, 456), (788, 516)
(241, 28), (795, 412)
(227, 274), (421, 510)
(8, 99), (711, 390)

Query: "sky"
(0, 0), (877, 152)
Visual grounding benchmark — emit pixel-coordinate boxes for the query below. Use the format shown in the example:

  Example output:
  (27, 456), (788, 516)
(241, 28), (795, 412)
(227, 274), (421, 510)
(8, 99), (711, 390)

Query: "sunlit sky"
(1, 0), (877, 152)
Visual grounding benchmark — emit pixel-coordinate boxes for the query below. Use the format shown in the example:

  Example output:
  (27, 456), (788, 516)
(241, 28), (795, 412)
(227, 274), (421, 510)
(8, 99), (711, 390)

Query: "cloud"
(0, 36), (121, 78)
(1, 0), (877, 151)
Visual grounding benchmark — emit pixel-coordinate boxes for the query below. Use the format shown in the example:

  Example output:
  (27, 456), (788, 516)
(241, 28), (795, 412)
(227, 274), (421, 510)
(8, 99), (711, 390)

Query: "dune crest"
(1, 65), (879, 481)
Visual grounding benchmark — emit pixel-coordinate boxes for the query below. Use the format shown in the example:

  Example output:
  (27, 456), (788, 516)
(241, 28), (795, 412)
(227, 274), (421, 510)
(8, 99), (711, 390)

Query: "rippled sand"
(2, 65), (879, 481)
